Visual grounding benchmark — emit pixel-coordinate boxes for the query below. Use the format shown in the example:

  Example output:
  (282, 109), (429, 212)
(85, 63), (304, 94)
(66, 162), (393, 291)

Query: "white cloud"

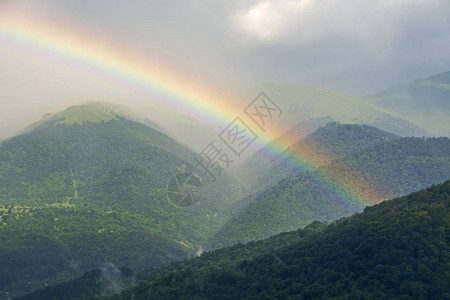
(232, 0), (450, 48)
(233, 0), (314, 42)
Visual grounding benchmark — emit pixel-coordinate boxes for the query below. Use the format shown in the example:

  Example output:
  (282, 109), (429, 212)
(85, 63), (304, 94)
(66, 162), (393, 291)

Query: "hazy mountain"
(146, 109), (222, 154)
(41, 180), (449, 299)
(0, 103), (242, 298)
(214, 128), (450, 247)
(365, 70), (450, 136)
(256, 82), (429, 137)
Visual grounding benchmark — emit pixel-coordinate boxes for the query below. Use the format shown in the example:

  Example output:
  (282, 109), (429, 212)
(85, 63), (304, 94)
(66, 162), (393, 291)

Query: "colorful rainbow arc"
(1, 17), (243, 124)
(0, 14), (380, 209)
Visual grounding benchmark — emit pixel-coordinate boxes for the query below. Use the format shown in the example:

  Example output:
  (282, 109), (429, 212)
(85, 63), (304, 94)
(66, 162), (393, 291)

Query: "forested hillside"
(239, 122), (400, 194)
(0, 104), (242, 298)
(19, 222), (328, 299)
(2, 108), (447, 298)
(215, 133), (450, 247)
(109, 179), (450, 299)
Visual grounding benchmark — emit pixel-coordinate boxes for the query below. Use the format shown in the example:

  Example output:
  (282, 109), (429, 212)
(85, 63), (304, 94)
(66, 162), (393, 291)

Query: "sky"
(1, 0), (450, 139)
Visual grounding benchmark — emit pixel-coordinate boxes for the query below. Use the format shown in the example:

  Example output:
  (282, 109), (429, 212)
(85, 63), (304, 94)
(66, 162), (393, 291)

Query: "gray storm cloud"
(0, 0), (449, 139)
(232, 0), (450, 92)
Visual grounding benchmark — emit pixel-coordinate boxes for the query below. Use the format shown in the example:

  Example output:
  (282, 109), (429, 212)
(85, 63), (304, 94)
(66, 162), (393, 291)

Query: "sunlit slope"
(366, 70), (450, 136)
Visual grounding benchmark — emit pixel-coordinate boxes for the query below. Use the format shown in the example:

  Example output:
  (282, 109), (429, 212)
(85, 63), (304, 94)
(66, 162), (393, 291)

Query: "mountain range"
(254, 82), (430, 138)
(1, 70), (449, 298)
(213, 123), (450, 248)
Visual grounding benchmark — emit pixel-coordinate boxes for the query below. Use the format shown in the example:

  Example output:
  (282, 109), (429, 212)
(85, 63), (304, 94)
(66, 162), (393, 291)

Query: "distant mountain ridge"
(366, 70), (450, 136)
(256, 82), (430, 137)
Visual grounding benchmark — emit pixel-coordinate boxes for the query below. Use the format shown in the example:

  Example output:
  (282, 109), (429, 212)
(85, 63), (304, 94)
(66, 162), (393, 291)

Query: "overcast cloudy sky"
(1, 0), (450, 138)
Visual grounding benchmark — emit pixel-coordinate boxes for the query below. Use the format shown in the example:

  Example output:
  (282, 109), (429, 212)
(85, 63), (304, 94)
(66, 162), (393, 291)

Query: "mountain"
(35, 179), (450, 299)
(11, 101), (220, 156)
(239, 122), (401, 195)
(366, 70), (450, 136)
(235, 82), (432, 191)
(256, 82), (429, 137)
(0, 103), (242, 298)
(215, 128), (450, 247)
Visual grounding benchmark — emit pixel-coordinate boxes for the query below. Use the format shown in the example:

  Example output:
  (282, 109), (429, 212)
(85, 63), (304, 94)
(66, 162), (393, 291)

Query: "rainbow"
(0, 12), (383, 209)
(0, 12), (242, 128)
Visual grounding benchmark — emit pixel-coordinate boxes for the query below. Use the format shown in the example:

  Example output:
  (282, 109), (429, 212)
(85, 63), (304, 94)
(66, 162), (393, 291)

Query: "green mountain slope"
(0, 103), (241, 298)
(366, 70), (450, 136)
(239, 122), (400, 194)
(327, 137), (450, 201)
(105, 179), (450, 299)
(215, 133), (450, 247)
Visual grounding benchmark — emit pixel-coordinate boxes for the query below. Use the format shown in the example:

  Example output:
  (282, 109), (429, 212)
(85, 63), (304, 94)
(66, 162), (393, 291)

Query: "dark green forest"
(113, 180), (450, 299)
(19, 222), (328, 299)
(23, 180), (450, 299)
